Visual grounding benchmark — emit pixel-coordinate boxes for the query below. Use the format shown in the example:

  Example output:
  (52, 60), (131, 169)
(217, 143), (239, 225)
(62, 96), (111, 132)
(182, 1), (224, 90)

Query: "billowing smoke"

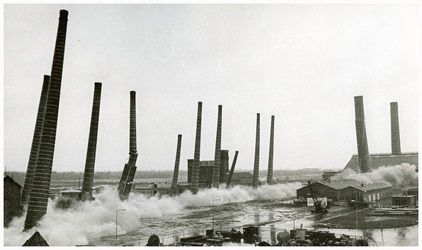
(331, 163), (418, 187)
(4, 182), (301, 246)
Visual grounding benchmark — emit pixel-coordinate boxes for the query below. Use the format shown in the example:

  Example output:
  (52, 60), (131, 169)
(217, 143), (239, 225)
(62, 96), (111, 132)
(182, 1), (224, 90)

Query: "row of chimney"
(22, 10), (139, 230)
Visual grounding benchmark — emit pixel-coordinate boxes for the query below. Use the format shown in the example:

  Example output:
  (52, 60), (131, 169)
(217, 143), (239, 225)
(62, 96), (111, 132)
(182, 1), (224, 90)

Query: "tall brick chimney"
(191, 102), (202, 194)
(354, 96), (370, 173)
(81, 82), (102, 201)
(21, 75), (50, 205)
(226, 151), (239, 188)
(267, 115), (275, 185)
(212, 105), (222, 188)
(252, 113), (260, 188)
(118, 91), (138, 200)
(390, 102), (401, 155)
(170, 134), (182, 193)
(24, 10), (69, 230)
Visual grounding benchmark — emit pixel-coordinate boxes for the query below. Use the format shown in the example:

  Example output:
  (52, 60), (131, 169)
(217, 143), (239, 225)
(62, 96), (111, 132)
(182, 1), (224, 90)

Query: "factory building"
(296, 179), (393, 203)
(229, 172), (257, 186)
(344, 152), (418, 171)
(187, 150), (229, 188)
(4, 175), (23, 227)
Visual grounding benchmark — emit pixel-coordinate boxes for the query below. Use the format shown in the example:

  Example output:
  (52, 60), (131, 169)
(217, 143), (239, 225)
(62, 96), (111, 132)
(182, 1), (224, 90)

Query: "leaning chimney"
(170, 134), (182, 194)
(354, 96), (370, 173)
(21, 75), (50, 205)
(191, 102), (202, 194)
(267, 115), (275, 185)
(212, 105), (222, 188)
(25, 10), (69, 230)
(118, 91), (138, 200)
(81, 82), (102, 201)
(252, 113), (260, 188)
(226, 151), (239, 188)
(390, 102), (401, 155)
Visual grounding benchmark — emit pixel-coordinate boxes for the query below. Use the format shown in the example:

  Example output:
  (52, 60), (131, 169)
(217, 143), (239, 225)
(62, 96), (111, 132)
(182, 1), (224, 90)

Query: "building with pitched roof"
(296, 179), (393, 203)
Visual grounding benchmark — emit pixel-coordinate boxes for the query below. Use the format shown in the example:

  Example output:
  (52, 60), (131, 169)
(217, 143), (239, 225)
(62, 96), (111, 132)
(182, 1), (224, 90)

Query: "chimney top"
(59, 10), (68, 20)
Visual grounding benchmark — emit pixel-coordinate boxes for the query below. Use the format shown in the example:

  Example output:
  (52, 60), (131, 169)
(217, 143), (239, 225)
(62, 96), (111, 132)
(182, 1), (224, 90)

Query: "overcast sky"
(3, 4), (419, 174)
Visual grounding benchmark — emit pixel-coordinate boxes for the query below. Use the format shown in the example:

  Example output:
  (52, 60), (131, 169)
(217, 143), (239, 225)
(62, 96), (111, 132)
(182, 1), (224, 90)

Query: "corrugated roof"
(349, 181), (392, 192)
(317, 179), (359, 190)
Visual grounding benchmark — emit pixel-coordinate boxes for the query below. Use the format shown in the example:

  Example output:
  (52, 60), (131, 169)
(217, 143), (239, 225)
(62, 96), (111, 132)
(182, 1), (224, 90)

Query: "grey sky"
(3, 4), (418, 173)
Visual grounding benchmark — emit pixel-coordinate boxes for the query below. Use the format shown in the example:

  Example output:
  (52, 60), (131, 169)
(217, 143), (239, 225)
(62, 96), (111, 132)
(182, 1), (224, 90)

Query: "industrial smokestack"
(212, 105), (222, 188)
(21, 75), (50, 205)
(170, 134), (182, 194)
(354, 96), (370, 173)
(267, 115), (275, 185)
(252, 113), (260, 188)
(24, 10), (69, 230)
(118, 91), (138, 200)
(390, 102), (401, 155)
(226, 151), (239, 188)
(81, 82), (102, 201)
(191, 102), (202, 194)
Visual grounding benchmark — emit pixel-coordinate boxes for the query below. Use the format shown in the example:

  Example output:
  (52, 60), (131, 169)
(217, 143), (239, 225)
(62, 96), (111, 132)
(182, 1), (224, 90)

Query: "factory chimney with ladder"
(354, 96), (371, 173)
(252, 113), (260, 188)
(81, 82), (102, 201)
(390, 102), (401, 155)
(24, 10), (69, 230)
(118, 91), (138, 200)
(21, 75), (50, 205)
(267, 115), (275, 185)
(191, 102), (202, 194)
(212, 105), (223, 188)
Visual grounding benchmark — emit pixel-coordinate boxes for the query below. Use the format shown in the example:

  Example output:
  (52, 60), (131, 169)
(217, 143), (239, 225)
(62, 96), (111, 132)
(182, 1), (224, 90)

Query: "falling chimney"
(226, 151), (239, 188)
(118, 91), (138, 200)
(21, 75), (50, 205)
(212, 105), (222, 188)
(191, 102), (202, 194)
(390, 102), (401, 155)
(81, 82), (102, 201)
(170, 134), (182, 194)
(252, 113), (260, 188)
(354, 96), (370, 173)
(24, 10), (69, 230)
(267, 115), (275, 185)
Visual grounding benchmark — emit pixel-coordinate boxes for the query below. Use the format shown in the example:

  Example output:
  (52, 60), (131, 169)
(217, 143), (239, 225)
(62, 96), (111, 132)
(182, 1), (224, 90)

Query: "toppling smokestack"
(226, 151), (239, 188)
(390, 102), (401, 155)
(191, 102), (202, 194)
(170, 134), (182, 194)
(81, 82), (102, 201)
(267, 115), (275, 185)
(212, 105), (222, 188)
(21, 75), (50, 205)
(354, 96), (370, 173)
(118, 91), (138, 200)
(25, 10), (69, 230)
(252, 113), (260, 188)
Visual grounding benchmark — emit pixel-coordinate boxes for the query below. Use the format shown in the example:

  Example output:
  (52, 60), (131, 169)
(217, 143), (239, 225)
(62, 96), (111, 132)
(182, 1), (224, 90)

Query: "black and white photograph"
(3, 2), (419, 247)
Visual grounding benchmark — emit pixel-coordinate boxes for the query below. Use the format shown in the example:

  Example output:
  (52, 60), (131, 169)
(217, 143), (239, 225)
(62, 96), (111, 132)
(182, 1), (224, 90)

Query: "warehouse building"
(296, 179), (393, 203)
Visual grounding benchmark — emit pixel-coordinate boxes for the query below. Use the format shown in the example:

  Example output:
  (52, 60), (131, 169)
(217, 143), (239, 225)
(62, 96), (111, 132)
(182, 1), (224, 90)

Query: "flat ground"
(319, 207), (418, 229)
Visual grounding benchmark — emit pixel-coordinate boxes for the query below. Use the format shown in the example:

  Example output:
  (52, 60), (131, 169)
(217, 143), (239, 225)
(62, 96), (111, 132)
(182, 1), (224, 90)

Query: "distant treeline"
(4, 168), (323, 184)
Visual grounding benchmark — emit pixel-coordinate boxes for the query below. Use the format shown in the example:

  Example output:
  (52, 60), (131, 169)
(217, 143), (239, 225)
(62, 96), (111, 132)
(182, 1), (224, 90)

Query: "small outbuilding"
(4, 175), (23, 227)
